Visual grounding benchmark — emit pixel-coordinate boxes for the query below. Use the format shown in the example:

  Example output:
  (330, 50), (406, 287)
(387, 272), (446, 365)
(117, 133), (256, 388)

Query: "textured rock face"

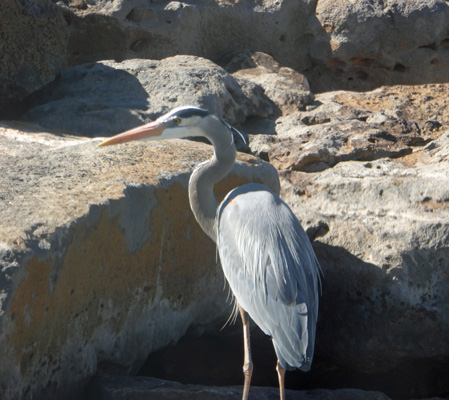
(226, 51), (315, 116)
(0, 123), (280, 400)
(2, 0), (449, 114)
(309, 0), (449, 91)
(248, 85), (449, 396)
(12, 52), (449, 398)
(55, 0), (449, 91)
(0, 0), (68, 111)
(287, 139), (449, 370)
(63, 0), (313, 72)
(21, 56), (274, 136)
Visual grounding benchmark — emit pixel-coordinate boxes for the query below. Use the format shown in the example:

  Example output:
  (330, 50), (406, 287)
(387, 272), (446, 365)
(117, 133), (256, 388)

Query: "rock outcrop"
(55, 0), (449, 91)
(62, 0), (313, 75)
(4, 52), (449, 399)
(21, 56), (274, 137)
(249, 84), (449, 397)
(0, 123), (279, 400)
(309, 0), (449, 91)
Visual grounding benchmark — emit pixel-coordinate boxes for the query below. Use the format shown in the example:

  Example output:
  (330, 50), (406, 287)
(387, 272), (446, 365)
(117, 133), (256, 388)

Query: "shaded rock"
(140, 323), (449, 399)
(21, 56), (274, 136)
(0, 0), (68, 112)
(0, 122), (280, 400)
(84, 372), (392, 400)
(309, 0), (449, 91)
(62, 0), (313, 73)
(54, 0), (449, 92)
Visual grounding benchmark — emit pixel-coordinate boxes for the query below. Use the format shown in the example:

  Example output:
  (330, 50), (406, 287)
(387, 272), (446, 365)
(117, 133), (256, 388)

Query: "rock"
(278, 98), (448, 388)
(242, 84), (449, 397)
(225, 51), (314, 115)
(54, 0), (449, 92)
(249, 84), (449, 171)
(84, 372), (392, 400)
(309, 0), (449, 91)
(0, 0), (68, 112)
(62, 0), (314, 72)
(21, 56), (274, 136)
(284, 140), (449, 372)
(11, 56), (449, 396)
(0, 122), (280, 400)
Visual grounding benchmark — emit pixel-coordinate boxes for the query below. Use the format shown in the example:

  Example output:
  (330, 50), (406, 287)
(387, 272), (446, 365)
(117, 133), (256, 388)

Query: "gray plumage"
(218, 183), (320, 370)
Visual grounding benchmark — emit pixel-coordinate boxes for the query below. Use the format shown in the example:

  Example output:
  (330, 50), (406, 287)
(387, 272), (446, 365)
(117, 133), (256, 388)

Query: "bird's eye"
(173, 118), (181, 125)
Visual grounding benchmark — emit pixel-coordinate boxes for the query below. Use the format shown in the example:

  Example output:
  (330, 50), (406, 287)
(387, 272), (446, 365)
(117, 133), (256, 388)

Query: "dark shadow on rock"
(18, 62), (150, 137)
(136, 241), (449, 399)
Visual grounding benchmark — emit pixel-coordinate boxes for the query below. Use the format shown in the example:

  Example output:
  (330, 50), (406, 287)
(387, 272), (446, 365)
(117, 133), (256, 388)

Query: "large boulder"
(0, 0), (68, 113)
(21, 56), (274, 136)
(308, 0), (449, 91)
(0, 122), (280, 400)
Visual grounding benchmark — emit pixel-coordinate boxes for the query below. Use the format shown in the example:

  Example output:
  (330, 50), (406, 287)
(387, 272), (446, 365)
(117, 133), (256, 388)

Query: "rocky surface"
(0, 122), (279, 400)
(61, 0), (313, 75)
(83, 372), (392, 400)
(0, 0), (68, 112)
(21, 56), (274, 137)
(285, 132), (449, 368)
(3, 0), (449, 113)
(54, 0), (449, 92)
(249, 84), (449, 169)
(309, 0), (449, 91)
(246, 83), (449, 395)
(3, 53), (449, 399)
(2, 1), (449, 398)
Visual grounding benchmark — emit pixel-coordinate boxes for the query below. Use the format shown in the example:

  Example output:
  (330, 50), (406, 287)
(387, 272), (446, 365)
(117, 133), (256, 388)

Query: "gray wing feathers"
(217, 184), (320, 370)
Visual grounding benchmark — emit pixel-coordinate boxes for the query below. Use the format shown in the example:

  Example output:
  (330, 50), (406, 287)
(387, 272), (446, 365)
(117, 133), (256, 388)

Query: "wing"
(217, 183), (321, 370)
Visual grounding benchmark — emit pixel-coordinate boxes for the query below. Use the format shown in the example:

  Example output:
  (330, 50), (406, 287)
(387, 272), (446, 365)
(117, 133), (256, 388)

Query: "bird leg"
(239, 304), (253, 400)
(276, 361), (286, 400)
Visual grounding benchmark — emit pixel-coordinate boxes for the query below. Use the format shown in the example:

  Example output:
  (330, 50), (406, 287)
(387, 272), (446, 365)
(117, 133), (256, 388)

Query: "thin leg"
(276, 361), (286, 400)
(239, 304), (253, 400)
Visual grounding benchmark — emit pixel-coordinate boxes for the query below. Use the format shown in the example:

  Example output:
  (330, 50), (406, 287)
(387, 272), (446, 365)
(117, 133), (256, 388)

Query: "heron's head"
(98, 106), (242, 147)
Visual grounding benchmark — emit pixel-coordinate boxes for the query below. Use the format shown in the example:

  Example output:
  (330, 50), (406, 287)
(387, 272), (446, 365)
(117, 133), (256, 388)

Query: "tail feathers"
(271, 304), (311, 370)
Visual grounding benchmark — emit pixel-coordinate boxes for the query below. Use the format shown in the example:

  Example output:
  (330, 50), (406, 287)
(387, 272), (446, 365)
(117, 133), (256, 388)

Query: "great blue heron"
(99, 106), (321, 400)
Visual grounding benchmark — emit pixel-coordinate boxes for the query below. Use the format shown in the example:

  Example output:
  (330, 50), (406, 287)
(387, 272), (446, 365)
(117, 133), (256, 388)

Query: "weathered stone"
(226, 51), (314, 115)
(62, 0), (313, 72)
(51, 0), (449, 92)
(21, 56), (274, 136)
(283, 136), (449, 373)
(276, 125), (449, 378)
(308, 0), (449, 91)
(249, 84), (449, 171)
(0, 0), (68, 111)
(84, 372), (392, 400)
(235, 84), (449, 397)
(0, 122), (280, 400)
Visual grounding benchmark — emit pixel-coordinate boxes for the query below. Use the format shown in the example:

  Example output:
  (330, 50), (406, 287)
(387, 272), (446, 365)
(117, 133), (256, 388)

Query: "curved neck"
(188, 126), (236, 243)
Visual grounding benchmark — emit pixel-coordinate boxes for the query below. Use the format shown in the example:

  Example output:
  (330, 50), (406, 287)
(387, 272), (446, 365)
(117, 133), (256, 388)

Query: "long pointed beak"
(98, 121), (166, 147)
